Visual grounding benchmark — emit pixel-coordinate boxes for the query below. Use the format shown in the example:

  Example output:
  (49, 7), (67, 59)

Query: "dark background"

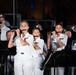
(0, 0), (76, 25)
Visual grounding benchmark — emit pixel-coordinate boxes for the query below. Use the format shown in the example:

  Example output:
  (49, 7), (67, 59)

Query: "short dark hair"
(55, 23), (65, 33)
(6, 30), (11, 36)
(56, 23), (64, 28)
(32, 27), (41, 33)
(32, 27), (43, 39)
(20, 20), (29, 26)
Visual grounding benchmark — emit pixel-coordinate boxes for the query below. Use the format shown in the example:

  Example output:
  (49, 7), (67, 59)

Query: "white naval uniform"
(14, 33), (34, 75)
(32, 37), (44, 75)
(50, 33), (68, 75)
(51, 33), (68, 51)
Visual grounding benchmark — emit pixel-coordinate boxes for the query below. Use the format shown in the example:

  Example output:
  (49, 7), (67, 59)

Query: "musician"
(6, 30), (12, 41)
(47, 23), (68, 75)
(35, 24), (48, 59)
(32, 28), (44, 75)
(0, 13), (10, 41)
(8, 20), (34, 75)
(0, 13), (10, 27)
(6, 30), (14, 75)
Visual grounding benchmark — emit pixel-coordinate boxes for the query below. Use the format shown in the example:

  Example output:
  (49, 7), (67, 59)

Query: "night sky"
(0, 0), (76, 25)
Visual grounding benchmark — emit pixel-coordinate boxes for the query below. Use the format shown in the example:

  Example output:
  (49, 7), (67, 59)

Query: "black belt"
(21, 52), (24, 54)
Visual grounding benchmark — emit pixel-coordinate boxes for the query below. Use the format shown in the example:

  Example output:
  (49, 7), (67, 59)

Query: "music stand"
(0, 41), (8, 75)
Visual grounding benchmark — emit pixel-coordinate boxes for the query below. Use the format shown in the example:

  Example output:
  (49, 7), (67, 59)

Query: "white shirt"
(72, 26), (74, 30)
(51, 33), (68, 51)
(1, 25), (10, 41)
(5, 20), (10, 27)
(15, 33), (34, 58)
(72, 40), (76, 50)
(33, 37), (44, 56)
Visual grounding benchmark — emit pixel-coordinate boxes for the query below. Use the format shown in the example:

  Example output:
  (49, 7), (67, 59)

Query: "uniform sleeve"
(13, 36), (18, 46)
(26, 35), (34, 45)
(43, 43), (48, 52)
(37, 39), (44, 53)
(60, 34), (68, 46)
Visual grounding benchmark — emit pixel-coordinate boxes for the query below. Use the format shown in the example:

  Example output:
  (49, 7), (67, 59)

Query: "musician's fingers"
(10, 32), (15, 38)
